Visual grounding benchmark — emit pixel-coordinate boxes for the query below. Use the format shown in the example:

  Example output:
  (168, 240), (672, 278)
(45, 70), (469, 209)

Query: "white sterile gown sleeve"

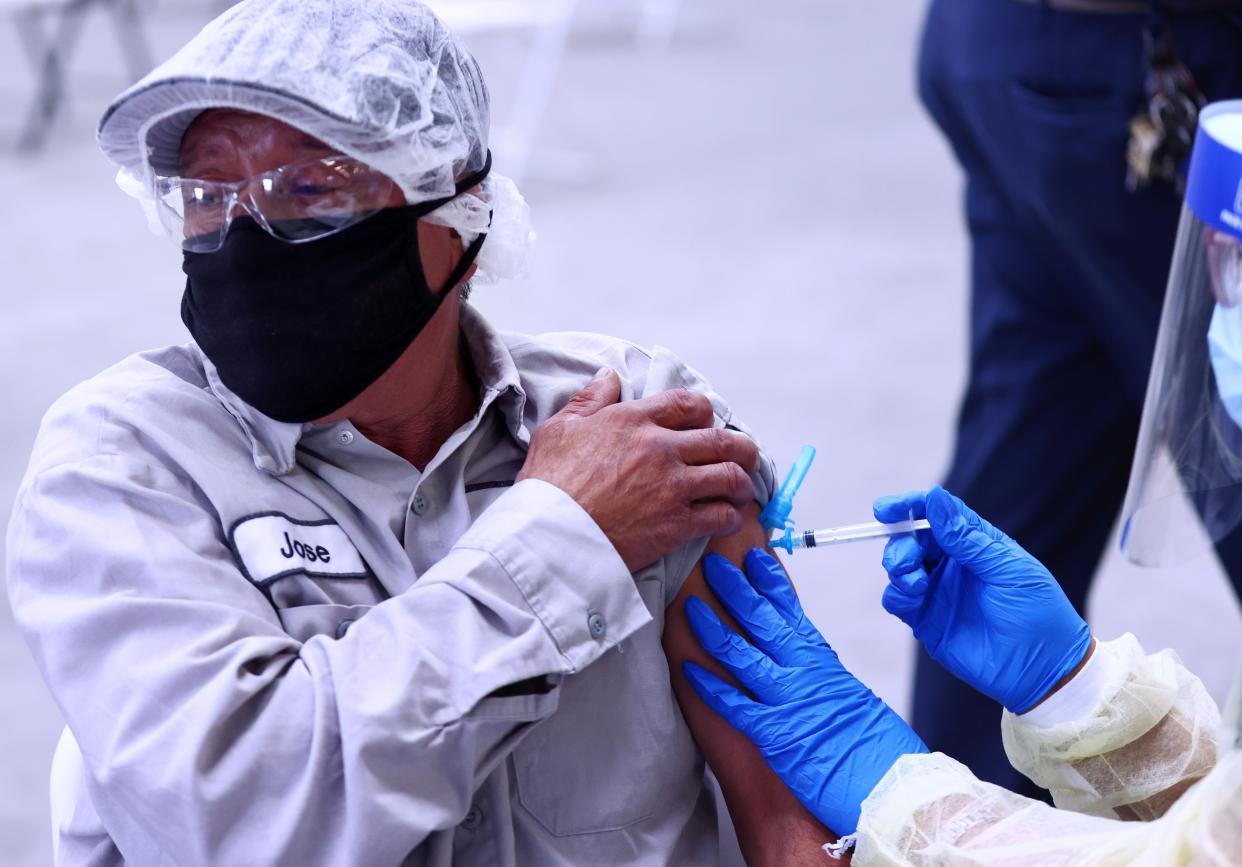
(851, 633), (1242, 866)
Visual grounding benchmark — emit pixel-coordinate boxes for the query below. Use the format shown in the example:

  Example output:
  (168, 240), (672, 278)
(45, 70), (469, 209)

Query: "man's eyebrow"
(180, 129), (330, 173)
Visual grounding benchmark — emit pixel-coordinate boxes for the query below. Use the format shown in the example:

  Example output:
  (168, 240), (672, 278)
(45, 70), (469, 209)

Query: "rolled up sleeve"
(641, 345), (779, 606)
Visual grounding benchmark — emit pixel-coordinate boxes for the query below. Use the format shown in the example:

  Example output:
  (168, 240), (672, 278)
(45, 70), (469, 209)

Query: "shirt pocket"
(511, 580), (701, 837)
(1004, 77), (1131, 230)
(276, 603), (375, 643)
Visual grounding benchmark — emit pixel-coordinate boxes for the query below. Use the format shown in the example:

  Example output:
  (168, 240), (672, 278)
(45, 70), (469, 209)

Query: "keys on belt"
(1126, 14), (1207, 195)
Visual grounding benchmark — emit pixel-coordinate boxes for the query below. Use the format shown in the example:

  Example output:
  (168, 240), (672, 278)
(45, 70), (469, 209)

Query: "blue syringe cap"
(759, 445), (816, 537)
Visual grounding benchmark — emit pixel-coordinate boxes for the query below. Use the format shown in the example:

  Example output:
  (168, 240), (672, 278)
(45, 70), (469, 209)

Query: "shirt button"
(335, 620), (354, 639)
(410, 493), (429, 516)
(587, 612), (606, 640)
(336, 429), (354, 446)
(461, 805), (484, 831)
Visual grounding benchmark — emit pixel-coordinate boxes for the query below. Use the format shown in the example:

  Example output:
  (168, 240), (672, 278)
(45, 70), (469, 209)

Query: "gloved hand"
(683, 549), (927, 837)
(873, 486), (1093, 714)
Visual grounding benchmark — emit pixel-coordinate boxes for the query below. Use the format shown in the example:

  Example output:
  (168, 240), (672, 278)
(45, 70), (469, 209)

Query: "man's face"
(177, 108), (469, 295)
(179, 109), (399, 203)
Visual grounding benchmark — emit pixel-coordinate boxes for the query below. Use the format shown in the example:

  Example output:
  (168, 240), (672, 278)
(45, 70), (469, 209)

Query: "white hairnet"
(96, 0), (534, 280)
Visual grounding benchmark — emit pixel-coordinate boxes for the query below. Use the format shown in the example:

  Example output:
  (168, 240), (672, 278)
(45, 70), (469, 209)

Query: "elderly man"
(6, 1), (834, 865)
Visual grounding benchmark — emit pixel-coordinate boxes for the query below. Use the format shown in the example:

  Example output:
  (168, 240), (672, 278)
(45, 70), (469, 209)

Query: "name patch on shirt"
(228, 513), (369, 586)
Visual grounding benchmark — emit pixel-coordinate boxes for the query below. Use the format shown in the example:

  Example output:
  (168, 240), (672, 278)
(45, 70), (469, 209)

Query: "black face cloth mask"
(181, 166), (490, 424)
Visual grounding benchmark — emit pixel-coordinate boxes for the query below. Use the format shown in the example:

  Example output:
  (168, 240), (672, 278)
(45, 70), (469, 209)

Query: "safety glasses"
(154, 155), (400, 253)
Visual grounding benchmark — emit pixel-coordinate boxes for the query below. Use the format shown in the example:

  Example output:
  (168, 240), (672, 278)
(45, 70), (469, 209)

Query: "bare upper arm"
(662, 501), (842, 867)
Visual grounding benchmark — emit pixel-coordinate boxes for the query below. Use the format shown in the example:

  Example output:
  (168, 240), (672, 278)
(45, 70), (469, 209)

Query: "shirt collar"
(460, 301), (528, 444)
(200, 352), (303, 476)
(200, 301), (528, 476)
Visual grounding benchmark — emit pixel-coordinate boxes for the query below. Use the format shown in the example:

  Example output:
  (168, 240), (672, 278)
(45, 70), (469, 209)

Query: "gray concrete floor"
(1, 1), (1239, 864)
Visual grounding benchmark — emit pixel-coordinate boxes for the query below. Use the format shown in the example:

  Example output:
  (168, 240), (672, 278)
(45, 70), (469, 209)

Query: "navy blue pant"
(916, 0), (1242, 797)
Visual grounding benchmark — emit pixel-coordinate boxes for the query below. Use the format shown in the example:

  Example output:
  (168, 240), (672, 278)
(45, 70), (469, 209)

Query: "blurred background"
(1, 1), (1239, 864)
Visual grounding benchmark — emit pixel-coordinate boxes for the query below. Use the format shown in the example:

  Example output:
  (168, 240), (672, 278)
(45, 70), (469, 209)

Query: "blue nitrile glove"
(682, 549), (927, 837)
(873, 486), (1093, 714)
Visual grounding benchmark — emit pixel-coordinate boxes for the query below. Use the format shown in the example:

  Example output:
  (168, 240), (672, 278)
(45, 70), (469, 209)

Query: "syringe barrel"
(808, 518), (931, 547)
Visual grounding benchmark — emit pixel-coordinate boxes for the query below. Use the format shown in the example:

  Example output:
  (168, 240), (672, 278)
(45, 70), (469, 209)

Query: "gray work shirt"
(7, 303), (775, 867)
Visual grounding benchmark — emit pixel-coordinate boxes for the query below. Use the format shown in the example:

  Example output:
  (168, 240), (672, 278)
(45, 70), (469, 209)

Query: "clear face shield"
(1121, 101), (1242, 568)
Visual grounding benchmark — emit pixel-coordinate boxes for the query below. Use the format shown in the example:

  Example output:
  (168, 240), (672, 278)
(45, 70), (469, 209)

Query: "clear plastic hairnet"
(1120, 101), (1242, 566)
(96, 0), (534, 281)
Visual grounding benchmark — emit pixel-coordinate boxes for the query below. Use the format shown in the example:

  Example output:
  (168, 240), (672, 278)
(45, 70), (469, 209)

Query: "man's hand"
(517, 367), (758, 571)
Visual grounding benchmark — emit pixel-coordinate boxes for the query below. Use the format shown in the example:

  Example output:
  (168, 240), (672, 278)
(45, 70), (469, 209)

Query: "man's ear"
(417, 222), (472, 294)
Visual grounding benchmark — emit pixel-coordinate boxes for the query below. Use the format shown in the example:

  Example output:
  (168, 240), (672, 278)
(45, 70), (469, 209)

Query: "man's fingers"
(632, 389), (715, 431)
(687, 501), (745, 538)
(558, 368), (621, 418)
(682, 463), (755, 509)
(677, 428), (759, 474)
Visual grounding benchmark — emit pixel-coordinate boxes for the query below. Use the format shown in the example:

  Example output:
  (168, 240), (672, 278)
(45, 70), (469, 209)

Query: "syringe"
(770, 519), (931, 553)
(760, 444), (932, 554)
